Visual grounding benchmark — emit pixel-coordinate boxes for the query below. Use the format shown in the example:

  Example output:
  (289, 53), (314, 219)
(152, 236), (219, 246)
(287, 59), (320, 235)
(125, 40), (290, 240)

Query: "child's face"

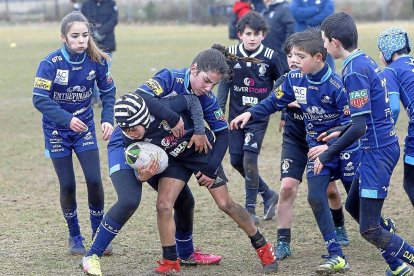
(287, 50), (299, 70)
(123, 125), (147, 140)
(379, 51), (388, 66)
(238, 27), (265, 51)
(189, 66), (222, 96)
(61, 22), (89, 53)
(292, 46), (322, 75)
(321, 31), (340, 59)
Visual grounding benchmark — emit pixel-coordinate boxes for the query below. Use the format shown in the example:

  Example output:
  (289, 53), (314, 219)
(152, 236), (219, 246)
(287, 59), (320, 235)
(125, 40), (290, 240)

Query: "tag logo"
(349, 89), (369, 108)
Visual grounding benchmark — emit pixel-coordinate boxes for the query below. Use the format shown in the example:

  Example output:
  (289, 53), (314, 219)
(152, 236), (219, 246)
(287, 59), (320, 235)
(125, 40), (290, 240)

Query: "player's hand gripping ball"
(125, 142), (168, 174)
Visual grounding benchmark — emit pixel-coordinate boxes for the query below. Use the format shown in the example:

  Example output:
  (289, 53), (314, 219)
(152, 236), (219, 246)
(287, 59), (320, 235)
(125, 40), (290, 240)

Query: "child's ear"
(315, 53), (324, 62)
(238, 32), (243, 40)
(332, 38), (341, 49)
(61, 34), (66, 43)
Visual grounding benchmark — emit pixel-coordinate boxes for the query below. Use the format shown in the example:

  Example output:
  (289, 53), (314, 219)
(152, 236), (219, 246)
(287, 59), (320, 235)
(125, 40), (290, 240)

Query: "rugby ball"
(124, 141), (168, 174)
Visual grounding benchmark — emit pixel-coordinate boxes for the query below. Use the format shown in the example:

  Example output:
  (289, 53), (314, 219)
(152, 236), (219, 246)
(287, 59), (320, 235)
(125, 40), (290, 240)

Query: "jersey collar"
(61, 45), (86, 65)
(343, 49), (363, 69)
(239, 43), (264, 58)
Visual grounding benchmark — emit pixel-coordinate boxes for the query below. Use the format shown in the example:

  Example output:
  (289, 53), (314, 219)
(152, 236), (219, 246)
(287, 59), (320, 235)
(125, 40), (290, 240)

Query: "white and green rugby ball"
(125, 141), (168, 174)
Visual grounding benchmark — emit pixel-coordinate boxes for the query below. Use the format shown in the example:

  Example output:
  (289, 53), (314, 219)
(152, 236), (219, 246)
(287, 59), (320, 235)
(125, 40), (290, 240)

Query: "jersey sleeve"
(343, 71), (372, 117)
(96, 59), (116, 124)
(33, 59), (55, 98)
(136, 69), (175, 98)
(383, 67), (400, 123)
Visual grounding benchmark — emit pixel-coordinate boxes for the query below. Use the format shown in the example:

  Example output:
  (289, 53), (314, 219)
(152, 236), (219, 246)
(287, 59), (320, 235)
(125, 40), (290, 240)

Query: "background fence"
(0, 0), (413, 23)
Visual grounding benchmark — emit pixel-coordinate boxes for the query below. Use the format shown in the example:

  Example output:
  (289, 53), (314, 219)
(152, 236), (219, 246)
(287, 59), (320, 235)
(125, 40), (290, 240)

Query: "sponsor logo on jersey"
(52, 56), (63, 63)
(244, 78), (255, 86)
(86, 70), (96, 80)
(161, 133), (178, 148)
(242, 96), (258, 106)
(234, 85), (268, 94)
(55, 69), (69, 85)
(169, 141), (188, 157)
(106, 72), (113, 83)
(53, 86), (92, 102)
(146, 79), (163, 95)
(234, 63), (242, 69)
(343, 105), (350, 115)
(72, 66), (82, 71)
(275, 85), (284, 99)
(349, 89), (368, 108)
(344, 161), (354, 172)
(293, 86), (307, 104)
(159, 120), (171, 132)
(321, 95), (331, 103)
(34, 77), (52, 91)
(176, 77), (184, 84)
(214, 109), (226, 121)
(258, 63), (268, 76)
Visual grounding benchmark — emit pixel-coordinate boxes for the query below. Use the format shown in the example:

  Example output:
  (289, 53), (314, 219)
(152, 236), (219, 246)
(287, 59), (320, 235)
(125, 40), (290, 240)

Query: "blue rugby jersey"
(250, 64), (353, 148)
(33, 46), (115, 128)
(342, 50), (397, 149)
(136, 68), (228, 133)
(383, 55), (414, 162)
(226, 43), (283, 124)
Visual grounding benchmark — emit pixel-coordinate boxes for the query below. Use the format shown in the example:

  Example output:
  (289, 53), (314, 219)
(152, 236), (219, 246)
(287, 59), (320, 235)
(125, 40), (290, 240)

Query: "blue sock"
(63, 209), (81, 237)
(87, 215), (122, 258)
(89, 205), (104, 236)
(381, 249), (404, 271)
(384, 234), (414, 266)
(323, 231), (343, 257)
(176, 230), (194, 259)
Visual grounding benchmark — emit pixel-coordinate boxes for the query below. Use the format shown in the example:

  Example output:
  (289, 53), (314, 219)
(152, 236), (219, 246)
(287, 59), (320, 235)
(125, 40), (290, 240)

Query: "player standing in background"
(231, 28), (361, 274)
(32, 12), (115, 256)
(217, 11), (282, 225)
(135, 46), (278, 275)
(274, 33), (350, 261)
(319, 12), (414, 276)
(290, 0), (335, 70)
(378, 27), (414, 208)
(81, 0), (118, 107)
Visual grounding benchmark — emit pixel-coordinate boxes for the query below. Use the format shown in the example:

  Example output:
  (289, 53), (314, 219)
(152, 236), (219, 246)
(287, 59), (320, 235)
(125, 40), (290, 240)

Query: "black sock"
(277, 228), (291, 243)
(330, 206), (345, 228)
(162, 245), (178, 261)
(249, 230), (266, 249)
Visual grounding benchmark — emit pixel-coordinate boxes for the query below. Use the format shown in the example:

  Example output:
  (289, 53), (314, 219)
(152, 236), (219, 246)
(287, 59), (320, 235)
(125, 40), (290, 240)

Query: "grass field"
(1, 22), (414, 276)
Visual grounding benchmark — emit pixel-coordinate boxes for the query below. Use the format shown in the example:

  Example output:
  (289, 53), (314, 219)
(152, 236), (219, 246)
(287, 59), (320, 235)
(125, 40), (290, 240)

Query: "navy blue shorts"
(43, 120), (98, 158)
(357, 142), (400, 199)
(280, 137), (308, 182)
(229, 126), (267, 155)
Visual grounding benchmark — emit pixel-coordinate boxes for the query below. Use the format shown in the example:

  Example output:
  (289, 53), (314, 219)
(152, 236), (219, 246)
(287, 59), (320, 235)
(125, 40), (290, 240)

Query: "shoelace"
(87, 255), (101, 270)
(258, 246), (275, 265)
(73, 235), (85, 246)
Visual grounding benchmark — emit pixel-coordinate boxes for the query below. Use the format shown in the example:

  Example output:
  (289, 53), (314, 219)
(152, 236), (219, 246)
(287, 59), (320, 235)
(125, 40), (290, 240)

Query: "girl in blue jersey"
(135, 47), (278, 275)
(378, 27), (414, 208)
(217, 11), (282, 225)
(320, 12), (414, 276)
(231, 28), (361, 275)
(32, 11), (115, 255)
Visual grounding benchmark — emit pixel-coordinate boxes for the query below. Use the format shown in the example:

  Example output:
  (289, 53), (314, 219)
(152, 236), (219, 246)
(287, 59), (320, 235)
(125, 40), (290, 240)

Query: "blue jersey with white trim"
(33, 47), (115, 128)
(227, 43), (283, 123)
(137, 68), (228, 133)
(342, 50), (397, 149)
(250, 64), (353, 148)
(383, 55), (414, 160)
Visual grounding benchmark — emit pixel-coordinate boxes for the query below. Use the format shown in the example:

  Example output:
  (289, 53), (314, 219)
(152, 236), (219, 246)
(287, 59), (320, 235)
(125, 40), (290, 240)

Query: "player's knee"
(307, 192), (323, 211)
(156, 198), (174, 216)
(230, 154), (244, 173)
(216, 197), (235, 214)
(280, 181), (298, 199)
(360, 226), (390, 248)
(174, 194), (195, 212)
(119, 196), (140, 214)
